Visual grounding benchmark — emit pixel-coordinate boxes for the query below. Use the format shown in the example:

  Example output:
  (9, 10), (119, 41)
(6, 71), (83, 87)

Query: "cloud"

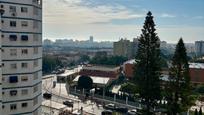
(193, 16), (204, 19)
(161, 13), (176, 18)
(43, 0), (145, 24)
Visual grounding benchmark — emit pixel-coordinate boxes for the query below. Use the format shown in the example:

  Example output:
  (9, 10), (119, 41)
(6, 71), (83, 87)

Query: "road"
(42, 74), (104, 115)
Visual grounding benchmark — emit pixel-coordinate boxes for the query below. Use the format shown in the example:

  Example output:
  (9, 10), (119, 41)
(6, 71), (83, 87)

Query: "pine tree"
(134, 11), (161, 114)
(195, 109), (198, 115)
(167, 38), (191, 114)
(199, 107), (202, 115)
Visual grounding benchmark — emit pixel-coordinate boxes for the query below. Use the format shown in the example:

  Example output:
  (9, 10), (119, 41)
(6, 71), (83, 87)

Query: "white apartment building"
(195, 41), (204, 57)
(0, 0), (42, 115)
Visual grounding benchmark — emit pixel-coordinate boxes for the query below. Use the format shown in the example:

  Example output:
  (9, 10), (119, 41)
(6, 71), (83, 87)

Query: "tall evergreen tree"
(199, 107), (202, 115)
(134, 11), (161, 114)
(195, 109), (198, 115)
(166, 38), (191, 114)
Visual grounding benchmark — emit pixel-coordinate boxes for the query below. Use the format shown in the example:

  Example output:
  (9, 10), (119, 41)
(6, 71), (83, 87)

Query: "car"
(103, 104), (115, 110)
(43, 92), (52, 99)
(128, 109), (137, 115)
(101, 110), (113, 115)
(115, 107), (128, 113)
(63, 100), (74, 107)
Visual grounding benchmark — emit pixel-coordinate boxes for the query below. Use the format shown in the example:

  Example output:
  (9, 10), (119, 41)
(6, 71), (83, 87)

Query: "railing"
(69, 88), (142, 109)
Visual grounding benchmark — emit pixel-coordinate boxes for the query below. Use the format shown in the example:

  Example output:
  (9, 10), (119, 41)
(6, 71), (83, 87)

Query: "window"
(2, 77), (5, 81)
(21, 89), (28, 95)
(10, 49), (17, 56)
(22, 49), (28, 55)
(21, 7), (28, 13)
(9, 35), (17, 41)
(9, 6), (16, 12)
(21, 35), (28, 41)
(21, 103), (28, 108)
(33, 73), (38, 80)
(21, 21), (28, 27)
(10, 21), (16, 27)
(34, 60), (38, 67)
(33, 34), (38, 41)
(10, 63), (17, 69)
(33, 85), (38, 93)
(10, 90), (17, 96)
(21, 63), (28, 68)
(33, 21), (38, 28)
(10, 104), (17, 110)
(33, 47), (38, 54)
(9, 76), (18, 83)
(33, 97), (38, 105)
(33, 7), (38, 15)
(21, 76), (28, 82)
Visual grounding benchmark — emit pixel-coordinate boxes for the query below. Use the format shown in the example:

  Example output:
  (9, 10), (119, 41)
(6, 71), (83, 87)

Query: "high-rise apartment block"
(195, 41), (204, 57)
(0, 0), (42, 114)
(113, 38), (139, 59)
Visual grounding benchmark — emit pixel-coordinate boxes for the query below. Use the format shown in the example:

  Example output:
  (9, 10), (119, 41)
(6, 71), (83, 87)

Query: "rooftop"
(82, 65), (120, 72)
(124, 59), (136, 65)
(189, 63), (204, 69)
(73, 75), (110, 85)
(57, 66), (82, 77)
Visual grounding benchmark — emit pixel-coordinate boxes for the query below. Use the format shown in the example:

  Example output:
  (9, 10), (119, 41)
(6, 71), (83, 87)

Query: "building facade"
(79, 65), (121, 79)
(189, 63), (204, 84)
(195, 41), (204, 57)
(113, 38), (139, 59)
(0, 0), (42, 114)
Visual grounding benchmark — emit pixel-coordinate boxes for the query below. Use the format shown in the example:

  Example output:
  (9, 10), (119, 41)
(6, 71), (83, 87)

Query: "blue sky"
(43, 0), (204, 43)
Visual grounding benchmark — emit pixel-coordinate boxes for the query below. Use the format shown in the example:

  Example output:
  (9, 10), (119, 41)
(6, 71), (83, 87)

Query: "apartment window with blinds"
(10, 63), (17, 69)
(34, 72), (38, 80)
(33, 34), (38, 41)
(21, 7), (28, 13)
(34, 60), (38, 67)
(10, 90), (17, 96)
(33, 85), (38, 93)
(33, 21), (38, 29)
(21, 89), (28, 95)
(10, 49), (17, 56)
(33, 97), (38, 106)
(33, 47), (38, 54)
(21, 76), (28, 82)
(33, 7), (39, 15)
(22, 49), (28, 55)
(21, 21), (28, 27)
(10, 104), (17, 110)
(9, 6), (16, 12)
(10, 21), (16, 27)
(22, 103), (28, 108)
(9, 35), (17, 41)
(21, 63), (28, 68)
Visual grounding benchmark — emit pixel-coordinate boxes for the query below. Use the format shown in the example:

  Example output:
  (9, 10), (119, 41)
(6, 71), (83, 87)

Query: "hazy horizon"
(43, 0), (204, 43)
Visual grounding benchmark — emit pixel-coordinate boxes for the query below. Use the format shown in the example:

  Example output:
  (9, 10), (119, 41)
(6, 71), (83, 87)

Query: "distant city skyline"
(43, 0), (204, 43)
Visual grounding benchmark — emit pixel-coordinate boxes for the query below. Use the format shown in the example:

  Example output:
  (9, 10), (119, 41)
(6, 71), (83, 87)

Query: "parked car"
(115, 107), (128, 113)
(103, 104), (115, 110)
(128, 109), (137, 115)
(101, 110), (113, 115)
(63, 100), (74, 107)
(43, 92), (52, 99)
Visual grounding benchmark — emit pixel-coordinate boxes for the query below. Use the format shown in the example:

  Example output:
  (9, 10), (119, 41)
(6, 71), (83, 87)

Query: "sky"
(43, 0), (204, 43)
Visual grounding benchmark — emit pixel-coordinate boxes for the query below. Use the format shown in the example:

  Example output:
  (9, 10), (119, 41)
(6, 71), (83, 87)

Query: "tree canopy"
(134, 11), (161, 114)
(77, 75), (93, 90)
(90, 55), (128, 66)
(166, 38), (191, 114)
